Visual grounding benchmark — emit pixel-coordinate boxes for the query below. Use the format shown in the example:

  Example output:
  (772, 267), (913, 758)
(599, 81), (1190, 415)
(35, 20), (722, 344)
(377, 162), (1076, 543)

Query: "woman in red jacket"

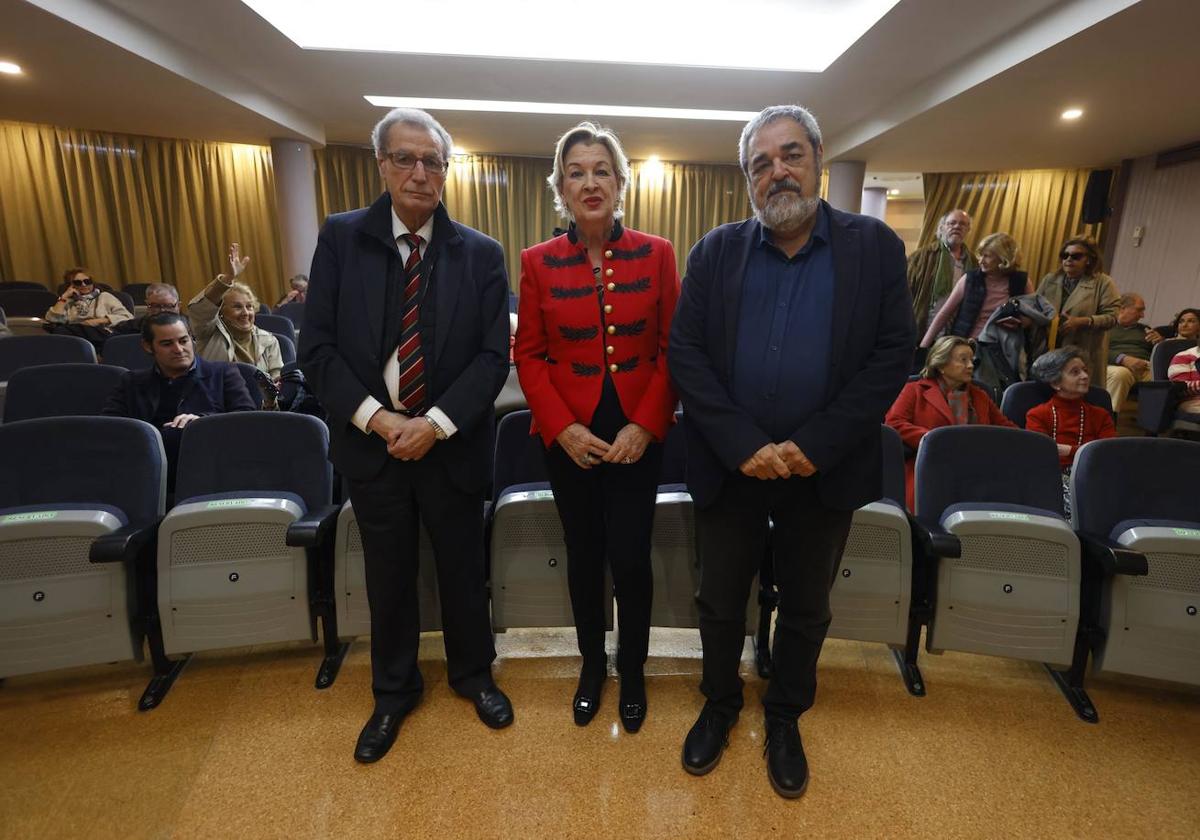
(514, 123), (680, 733)
(885, 335), (1016, 510)
(1026, 346), (1116, 516)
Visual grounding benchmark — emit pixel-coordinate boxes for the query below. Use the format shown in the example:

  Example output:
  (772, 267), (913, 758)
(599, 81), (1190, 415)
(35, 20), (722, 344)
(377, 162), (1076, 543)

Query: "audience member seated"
(275, 274), (308, 307)
(102, 312), (257, 489)
(1026, 346), (1116, 517)
(1157, 307), (1200, 342)
(43, 268), (133, 353)
(885, 335), (1016, 510)
(1035, 235), (1120, 384)
(111, 283), (181, 335)
(1104, 292), (1162, 412)
(919, 232), (1032, 347)
(1167, 336), (1200, 424)
(186, 242), (283, 379)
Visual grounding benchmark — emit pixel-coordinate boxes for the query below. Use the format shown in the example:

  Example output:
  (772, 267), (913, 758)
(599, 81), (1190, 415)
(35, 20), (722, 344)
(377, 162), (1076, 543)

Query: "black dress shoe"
(764, 716), (809, 798)
(618, 672), (647, 733)
(472, 685), (514, 729)
(354, 711), (407, 764)
(573, 664), (606, 727)
(681, 709), (735, 776)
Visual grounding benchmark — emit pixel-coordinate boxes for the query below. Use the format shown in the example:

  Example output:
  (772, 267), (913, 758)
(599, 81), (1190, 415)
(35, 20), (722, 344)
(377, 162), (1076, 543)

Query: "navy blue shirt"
(732, 205), (834, 441)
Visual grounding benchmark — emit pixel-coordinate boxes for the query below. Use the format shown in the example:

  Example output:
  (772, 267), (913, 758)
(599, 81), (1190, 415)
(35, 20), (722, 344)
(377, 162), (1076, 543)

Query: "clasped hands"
(739, 441), (816, 480)
(369, 409), (436, 461)
(555, 422), (652, 469)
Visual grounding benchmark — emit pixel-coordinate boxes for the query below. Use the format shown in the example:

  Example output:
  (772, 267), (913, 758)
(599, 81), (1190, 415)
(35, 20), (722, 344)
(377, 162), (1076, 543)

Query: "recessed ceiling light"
(887, 188), (900, 196)
(246, 0), (901, 72)
(1061, 108), (1084, 120)
(365, 96), (759, 122)
(0, 61), (22, 75)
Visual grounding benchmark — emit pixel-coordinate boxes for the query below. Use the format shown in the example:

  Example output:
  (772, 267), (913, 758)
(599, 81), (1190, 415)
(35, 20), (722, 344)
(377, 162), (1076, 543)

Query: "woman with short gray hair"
(1026, 346), (1116, 514)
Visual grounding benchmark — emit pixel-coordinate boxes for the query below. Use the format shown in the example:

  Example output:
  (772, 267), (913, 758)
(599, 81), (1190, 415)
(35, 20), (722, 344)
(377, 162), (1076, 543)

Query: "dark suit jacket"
(101, 355), (257, 420)
(298, 193), (510, 491)
(668, 201), (917, 511)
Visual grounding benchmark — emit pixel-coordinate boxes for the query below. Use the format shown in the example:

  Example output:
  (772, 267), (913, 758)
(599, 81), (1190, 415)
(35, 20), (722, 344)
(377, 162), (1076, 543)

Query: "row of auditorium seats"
(2, 404), (1196, 723)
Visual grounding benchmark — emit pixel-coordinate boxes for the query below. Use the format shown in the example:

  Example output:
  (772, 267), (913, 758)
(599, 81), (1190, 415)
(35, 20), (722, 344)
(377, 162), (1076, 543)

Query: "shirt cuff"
(426, 406), (457, 439)
(352, 395), (385, 435)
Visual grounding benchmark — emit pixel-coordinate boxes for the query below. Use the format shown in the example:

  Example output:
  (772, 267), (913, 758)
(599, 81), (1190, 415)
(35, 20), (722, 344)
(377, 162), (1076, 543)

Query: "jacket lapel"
(355, 192), (400, 360)
(723, 220), (757, 374)
(921, 378), (956, 425)
(430, 204), (464, 366)
(827, 204), (860, 384)
(1062, 276), (1096, 315)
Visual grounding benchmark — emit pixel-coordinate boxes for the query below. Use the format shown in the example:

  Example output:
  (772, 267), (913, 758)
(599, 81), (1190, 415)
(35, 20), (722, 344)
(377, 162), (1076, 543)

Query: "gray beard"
(753, 190), (819, 235)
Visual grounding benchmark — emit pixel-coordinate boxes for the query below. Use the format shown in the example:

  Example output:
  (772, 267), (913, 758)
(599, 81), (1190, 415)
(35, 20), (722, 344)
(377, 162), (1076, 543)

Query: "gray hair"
(737, 105), (823, 176)
(1117, 292), (1144, 308)
(547, 122), (630, 220)
(1030, 346), (1086, 385)
(938, 209), (971, 231)
(289, 274), (309, 290)
(371, 108), (453, 162)
(145, 282), (179, 302)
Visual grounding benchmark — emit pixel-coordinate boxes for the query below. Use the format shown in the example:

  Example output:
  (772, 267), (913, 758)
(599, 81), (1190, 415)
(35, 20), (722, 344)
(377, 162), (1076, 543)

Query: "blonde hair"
(922, 335), (974, 379)
(221, 281), (260, 312)
(976, 232), (1020, 271)
(547, 122), (630, 220)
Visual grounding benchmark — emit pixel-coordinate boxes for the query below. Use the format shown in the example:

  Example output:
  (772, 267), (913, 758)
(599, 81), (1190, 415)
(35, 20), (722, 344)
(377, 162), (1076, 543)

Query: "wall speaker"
(1081, 169), (1113, 224)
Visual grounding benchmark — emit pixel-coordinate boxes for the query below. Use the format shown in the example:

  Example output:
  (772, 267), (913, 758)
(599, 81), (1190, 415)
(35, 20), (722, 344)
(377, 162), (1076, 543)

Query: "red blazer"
(1025, 393), (1116, 469)
(515, 224), (680, 446)
(884, 377), (1016, 510)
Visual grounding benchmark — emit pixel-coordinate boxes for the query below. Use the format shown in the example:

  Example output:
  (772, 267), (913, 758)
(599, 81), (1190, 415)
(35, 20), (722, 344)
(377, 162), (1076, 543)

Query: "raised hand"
(228, 242), (251, 278)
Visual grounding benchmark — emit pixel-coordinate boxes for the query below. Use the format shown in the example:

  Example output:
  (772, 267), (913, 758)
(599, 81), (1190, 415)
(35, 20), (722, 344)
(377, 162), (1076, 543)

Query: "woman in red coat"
(1026, 346), (1116, 516)
(885, 335), (1016, 510)
(514, 122), (679, 733)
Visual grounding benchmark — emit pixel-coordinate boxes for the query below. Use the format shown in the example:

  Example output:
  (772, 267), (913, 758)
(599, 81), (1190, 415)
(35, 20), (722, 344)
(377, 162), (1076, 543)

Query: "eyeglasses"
(70, 278), (93, 287)
(381, 151), (449, 174)
(1060, 251), (1088, 261)
(146, 302), (179, 312)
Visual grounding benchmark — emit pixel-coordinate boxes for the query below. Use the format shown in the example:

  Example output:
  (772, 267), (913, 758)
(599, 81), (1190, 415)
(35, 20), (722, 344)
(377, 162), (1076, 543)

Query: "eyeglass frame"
(1059, 251), (1089, 262)
(145, 301), (180, 312)
(380, 150), (450, 175)
(70, 277), (94, 287)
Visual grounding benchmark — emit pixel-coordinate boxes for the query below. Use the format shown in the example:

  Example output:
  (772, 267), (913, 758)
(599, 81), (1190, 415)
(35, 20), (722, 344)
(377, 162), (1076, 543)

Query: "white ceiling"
(1, 0), (1196, 178)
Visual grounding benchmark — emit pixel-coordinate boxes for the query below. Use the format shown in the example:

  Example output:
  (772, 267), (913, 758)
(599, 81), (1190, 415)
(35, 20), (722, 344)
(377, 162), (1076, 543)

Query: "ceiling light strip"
(365, 96), (758, 122)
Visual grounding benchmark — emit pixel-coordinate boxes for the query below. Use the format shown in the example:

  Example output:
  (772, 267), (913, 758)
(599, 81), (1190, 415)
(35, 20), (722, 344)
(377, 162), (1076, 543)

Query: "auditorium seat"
(0, 416), (164, 681)
(100, 333), (153, 370)
(1071, 438), (1196, 689)
(255, 314), (297, 348)
(489, 410), (612, 630)
(1000, 380), (1113, 427)
(274, 333), (296, 365)
(121, 283), (152, 306)
(274, 301), (305, 330)
(152, 413), (339, 694)
(493, 363), (527, 418)
(0, 334), (97, 419)
(3, 362), (125, 422)
(0, 289), (57, 318)
(1136, 337), (1197, 436)
(0, 281), (49, 292)
(234, 362), (266, 409)
(914, 425), (1087, 716)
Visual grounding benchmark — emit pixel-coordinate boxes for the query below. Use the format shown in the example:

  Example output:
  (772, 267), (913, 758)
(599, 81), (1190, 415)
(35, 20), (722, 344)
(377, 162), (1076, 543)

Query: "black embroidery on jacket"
(614, 355), (639, 373)
(611, 319), (647, 337)
(543, 251), (588, 268)
(550, 284), (594, 299)
(611, 243), (652, 261)
(611, 277), (651, 294)
(571, 362), (602, 377)
(559, 325), (598, 342)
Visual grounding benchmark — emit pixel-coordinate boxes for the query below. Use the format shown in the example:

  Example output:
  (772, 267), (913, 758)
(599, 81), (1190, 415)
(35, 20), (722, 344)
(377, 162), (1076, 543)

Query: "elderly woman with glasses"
(45, 268), (134, 343)
(1035, 235), (1120, 384)
(885, 335), (1015, 510)
(514, 122), (680, 733)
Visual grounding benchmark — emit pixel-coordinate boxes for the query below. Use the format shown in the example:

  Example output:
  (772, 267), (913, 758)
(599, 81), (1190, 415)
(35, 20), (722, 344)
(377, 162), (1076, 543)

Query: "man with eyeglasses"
(300, 107), (513, 764)
(112, 283), (182, 336)
(44, 268), (134, 352)
(907, 209), (977, 340)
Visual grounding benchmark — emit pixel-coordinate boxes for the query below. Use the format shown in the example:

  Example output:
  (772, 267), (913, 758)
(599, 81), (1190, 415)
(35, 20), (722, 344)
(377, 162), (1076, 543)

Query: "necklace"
(1050, 401), (1086, 448)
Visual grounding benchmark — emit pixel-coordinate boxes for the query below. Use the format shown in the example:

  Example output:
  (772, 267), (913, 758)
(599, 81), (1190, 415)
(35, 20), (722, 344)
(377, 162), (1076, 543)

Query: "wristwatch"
(425, 415), (448, 441)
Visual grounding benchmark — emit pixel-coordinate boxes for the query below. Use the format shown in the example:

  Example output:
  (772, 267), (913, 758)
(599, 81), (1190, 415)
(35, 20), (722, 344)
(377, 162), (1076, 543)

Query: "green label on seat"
(988, 512), (1031, 522)
(1172, 528), (1200, 538)
(205, 499), (258, 509)
(533, 490), (555, 501)
(2, 511), (58, 523)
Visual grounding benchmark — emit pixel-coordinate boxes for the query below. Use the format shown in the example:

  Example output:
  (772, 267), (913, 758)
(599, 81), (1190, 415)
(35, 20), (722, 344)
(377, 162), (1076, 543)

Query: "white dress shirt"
(350, 209), (458, 439)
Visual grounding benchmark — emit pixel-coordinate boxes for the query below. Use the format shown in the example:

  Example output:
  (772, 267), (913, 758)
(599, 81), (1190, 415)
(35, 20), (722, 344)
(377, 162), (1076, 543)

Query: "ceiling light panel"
(242, 0), (900, 73)
(364, 96), (758, 121)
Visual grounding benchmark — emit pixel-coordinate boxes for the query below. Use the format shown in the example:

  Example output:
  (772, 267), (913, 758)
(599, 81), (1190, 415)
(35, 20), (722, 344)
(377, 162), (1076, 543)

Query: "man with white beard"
(668, 105), (915, 799)
(908, 208), (976, 338)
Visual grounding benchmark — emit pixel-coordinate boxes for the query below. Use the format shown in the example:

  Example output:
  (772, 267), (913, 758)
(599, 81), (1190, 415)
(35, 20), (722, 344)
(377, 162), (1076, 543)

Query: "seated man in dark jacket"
(103, 312), (256, 488)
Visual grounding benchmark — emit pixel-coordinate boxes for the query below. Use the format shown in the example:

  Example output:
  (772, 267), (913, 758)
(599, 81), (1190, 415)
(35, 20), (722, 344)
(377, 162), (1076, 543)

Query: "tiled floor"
(1, 628), (1197, 839)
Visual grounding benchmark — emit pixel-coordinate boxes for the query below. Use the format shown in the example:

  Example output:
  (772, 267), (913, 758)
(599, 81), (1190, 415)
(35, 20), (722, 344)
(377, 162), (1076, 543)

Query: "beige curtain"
(0, 121), (283, 303)
(920, 169), (1105, 286)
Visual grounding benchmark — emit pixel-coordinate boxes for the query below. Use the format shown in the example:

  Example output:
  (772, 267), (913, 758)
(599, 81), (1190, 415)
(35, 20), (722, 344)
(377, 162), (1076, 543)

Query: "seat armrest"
(908, 514), (961, 558)
(89, 521), (160, 564)
(285, 504), (341, 548)
(1076, 530), (1149, 576)
(1136, 381), (1186, 434)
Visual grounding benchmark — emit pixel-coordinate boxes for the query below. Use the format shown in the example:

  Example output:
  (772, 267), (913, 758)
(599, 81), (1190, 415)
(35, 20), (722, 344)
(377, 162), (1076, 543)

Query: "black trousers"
(696, 474), (853, 721)
(543, 377), (662, 676)
(347, 456), (496, 715)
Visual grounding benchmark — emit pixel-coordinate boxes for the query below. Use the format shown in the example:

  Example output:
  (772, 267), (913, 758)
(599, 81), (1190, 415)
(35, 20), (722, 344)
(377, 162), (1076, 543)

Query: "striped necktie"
(395, 233), (426, 412)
